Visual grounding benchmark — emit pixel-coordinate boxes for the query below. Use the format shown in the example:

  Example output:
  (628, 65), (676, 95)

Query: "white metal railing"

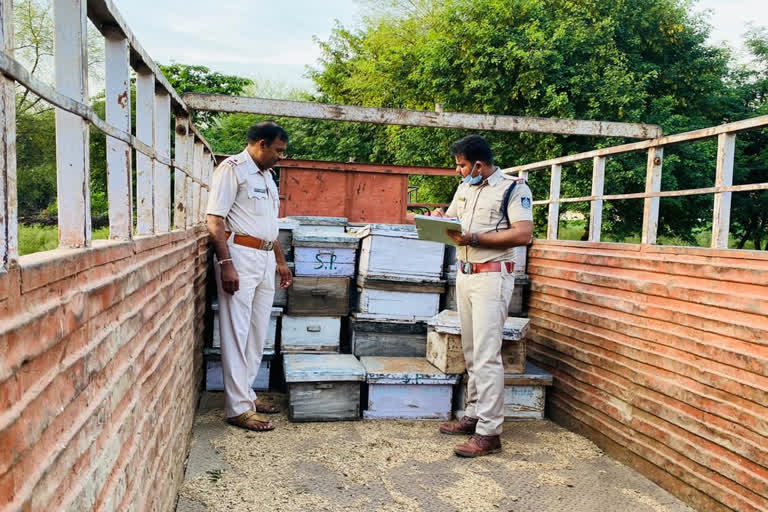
(0, 0), (214, 269)
(503, 115), (768, 248)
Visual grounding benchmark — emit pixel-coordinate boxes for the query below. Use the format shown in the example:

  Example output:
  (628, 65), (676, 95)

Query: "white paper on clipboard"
(413, 214), (462, 247)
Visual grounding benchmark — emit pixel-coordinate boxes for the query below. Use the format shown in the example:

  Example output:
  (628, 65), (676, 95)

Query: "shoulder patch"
(521, 196), (532, 209)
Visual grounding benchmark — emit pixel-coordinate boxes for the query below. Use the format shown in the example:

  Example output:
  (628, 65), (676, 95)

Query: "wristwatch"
(469, 233), (480, 247)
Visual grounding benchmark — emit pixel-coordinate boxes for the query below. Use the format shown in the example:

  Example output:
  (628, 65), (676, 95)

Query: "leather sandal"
(227, 410), (275, 432)
(253, 398), (280, 414)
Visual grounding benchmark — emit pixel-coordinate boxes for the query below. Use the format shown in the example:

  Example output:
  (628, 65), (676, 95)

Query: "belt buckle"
(263, 240), (274, 251)
(460, 261), (473, 275)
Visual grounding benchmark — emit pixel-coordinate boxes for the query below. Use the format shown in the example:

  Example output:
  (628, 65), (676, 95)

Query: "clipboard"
(413, 214), (462, 247)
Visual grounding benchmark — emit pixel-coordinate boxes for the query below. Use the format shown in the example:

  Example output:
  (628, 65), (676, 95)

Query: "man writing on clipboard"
(430, 135), (534, 458)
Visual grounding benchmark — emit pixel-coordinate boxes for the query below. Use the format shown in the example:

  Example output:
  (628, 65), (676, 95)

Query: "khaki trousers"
(456, 264), (515, 436)
(214, 238), (276, 418)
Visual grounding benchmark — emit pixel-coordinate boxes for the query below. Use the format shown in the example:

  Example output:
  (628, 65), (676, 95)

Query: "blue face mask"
(462, 162), (483, 185)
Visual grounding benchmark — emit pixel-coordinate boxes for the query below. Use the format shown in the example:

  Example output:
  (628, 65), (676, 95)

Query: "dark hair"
(247, 121), (289, 145)
(450, 135), (493, 165)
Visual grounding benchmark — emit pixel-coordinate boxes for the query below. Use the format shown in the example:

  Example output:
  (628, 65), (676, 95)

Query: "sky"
(114, 0), (767, 92)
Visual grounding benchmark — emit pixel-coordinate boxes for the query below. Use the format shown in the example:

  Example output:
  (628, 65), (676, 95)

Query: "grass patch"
(19, 224), (109, 256)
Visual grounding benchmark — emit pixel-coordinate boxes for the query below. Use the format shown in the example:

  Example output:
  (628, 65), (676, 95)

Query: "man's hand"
(447, 230), (472, 246)
(220, 261), (240, 294)
(277, 263), (293, 289)
(430, 208), (446, 217)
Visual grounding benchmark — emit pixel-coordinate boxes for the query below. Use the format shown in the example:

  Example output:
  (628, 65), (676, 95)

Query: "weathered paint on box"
(428, 310), (530, 340)
(364, 384), (454, 420)
(426, 331), (466, 374)
(361, 357), (460, 385)
(283, 353), (366, 383)
(358, 226), (444, 280)
(277, 218), (300, 260)
(287, 216), (348, 230)
(350, 314), (427, 357)
(361, 357), (459, 420)
(288, 382), (361, 422)
(292, 228), (358, 248)
(357, 287), (441, 321)
(294, 247), (356, 277)
(281, 315), (341, 353)
(287, 276), (350, 316)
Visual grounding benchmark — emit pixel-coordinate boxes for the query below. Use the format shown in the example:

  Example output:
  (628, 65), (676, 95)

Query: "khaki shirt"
(446, 168), (533, 263)
(206, 149), (279, 241)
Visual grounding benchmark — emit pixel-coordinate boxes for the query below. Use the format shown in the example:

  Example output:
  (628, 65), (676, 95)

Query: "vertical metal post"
(105, 29), (132, 240)
(154, 90), (171, 233)
(54, 0), (90, 247)
(641, 147), (663, 245)
(712, 133), (736, 249)
(547, 164), (562, 240)
(173, 117), (189, 230)
(0, 0), (16, 266)
(589, 157), (606, 242)
(192, 141), (204, 224)
(135, 69), (154, 235)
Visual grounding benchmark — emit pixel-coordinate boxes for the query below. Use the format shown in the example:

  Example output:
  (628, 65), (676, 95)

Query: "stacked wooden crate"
(353, 225), (445, 359)
(283, 228), (358, 353)
(426, 309), (551, 420)
(274, 218), (299, 308)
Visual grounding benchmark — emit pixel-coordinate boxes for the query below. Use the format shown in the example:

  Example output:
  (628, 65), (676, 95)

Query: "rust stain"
(175, 124), (188, 136)
(117, 91), (129, 108)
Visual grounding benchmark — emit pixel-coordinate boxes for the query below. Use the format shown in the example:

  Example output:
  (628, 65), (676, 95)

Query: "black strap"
(495, 181), (519, 231)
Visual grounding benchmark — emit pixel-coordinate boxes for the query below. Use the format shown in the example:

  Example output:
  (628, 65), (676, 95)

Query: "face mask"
(462, 162), (483, 186)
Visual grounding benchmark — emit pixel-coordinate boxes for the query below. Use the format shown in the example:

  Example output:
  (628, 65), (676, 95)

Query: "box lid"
(428, 310), (530, 340)
(351, 312), (428, 326)
(287, 216), (348, 227)
(292, 228), (359, 248)
(357, 224), (418, 239)
(361, 356), (460, 384)
(278, 218), (301, 231)
(284, 354), (366, 383)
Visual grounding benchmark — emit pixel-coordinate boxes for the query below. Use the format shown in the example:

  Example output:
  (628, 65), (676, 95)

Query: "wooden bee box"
(427, 310), (530, 374)
(455, 361), (553, 420)
(293, 229), (359, 277)
(350, 313), (427, 357)
(286, 216), (348, 233)
(284, 354), (366, 422)
(287, 276), (350, 316)
(361, 357), (460, 420)
(356, 275), (445, 322)
(277, 218), (300, 261)
(281, 315), (341, 353)
(205, 349), (274, 392)
(357, 224), (445, 281)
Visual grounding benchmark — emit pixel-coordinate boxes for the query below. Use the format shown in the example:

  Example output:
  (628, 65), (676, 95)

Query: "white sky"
(114, 0), (767, 91)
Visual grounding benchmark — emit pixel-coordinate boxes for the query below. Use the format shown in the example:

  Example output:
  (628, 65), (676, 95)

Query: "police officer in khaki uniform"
(206, 122), (293, 432)
(432, 135), (533, 457)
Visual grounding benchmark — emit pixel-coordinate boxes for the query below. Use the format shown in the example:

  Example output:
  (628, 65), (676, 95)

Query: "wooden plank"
(503, 114), (768, 174)
(356, 275), (445, 294)
(712, 133), (736, 249)
(589, 156), (605, 243)
(287, 276), (350, 316)
(288, 382), (360, 422)
(547, 164), (561, 240)
(183, 93), (662, 139)
(104, 31), (132, 240)
(361, 356), (460, 384)
(274, 158), (455, 176)
(135, 70), (154, 235)
(0, 0), (16, 266)
(642, 147), (663, 245)
(173, 117), (189, 229)
(54, 0), (91, 247)
(153, 90), (171, 233)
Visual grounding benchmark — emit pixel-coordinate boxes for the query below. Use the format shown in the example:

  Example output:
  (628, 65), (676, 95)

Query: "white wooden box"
(273, 263), (294, 307)
(284, 354), (365, 422)
(293, 229), (359, 277)
(350, 313), (427, 357)
(213, 302), (281, 352)
(357, 288), (440, 321)
(287, 216), (347, 233)
(361, 357), (460, 420)
(428, 310), (529, 339)
(205, 350), (274, 392)
(280, 315), (341, 353)
(357, 224), (445, 281)
(455, 361), (553, 420)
